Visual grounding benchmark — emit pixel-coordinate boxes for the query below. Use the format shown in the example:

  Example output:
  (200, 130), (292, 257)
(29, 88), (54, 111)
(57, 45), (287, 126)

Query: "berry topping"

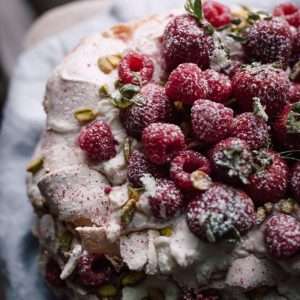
(77, 254), (113, 287)
(203, 0), (232, 28)
(264, 214), (300, 258)
(203, 69), (232, 103)
(149, 179), (184, 220)
(162, 14), (214, 72)
(120, 83), (173, 138)
(127, 150), (163, 187)
(289, 83), (300, 103)
(142, 123), (186, 165)
(243, 18), (293, 67)
(181, 288), (220, 300)
(191, 99), (233, 145)
(165, 63), (208, 105)
(118, 52), (154, 85)
(210, 138), (253, 185)
(290, 29), (300, 67)
(273, 2), (300, 27)
(273, 102), (300, 150)
(232, 64), (290, 117)
(290, 162), (300, 201)
(231, 112), (269, 150)
(45, 259), (64, 287)
(170, 150), (211, 190)
(186, 184), (255, 242)
(78, 120), (116, 161)
(245, 150), (288, 204)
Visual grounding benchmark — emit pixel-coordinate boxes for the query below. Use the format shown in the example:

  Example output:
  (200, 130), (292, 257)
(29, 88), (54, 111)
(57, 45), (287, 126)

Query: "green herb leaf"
(185, 0), (203, 22)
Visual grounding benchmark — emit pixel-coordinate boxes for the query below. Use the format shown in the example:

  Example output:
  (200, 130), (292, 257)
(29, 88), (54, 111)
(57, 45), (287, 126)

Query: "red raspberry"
(142, 123), (186, 165)
(273, 102), (300, 150)
(290, 29), (300, 66)
(165, 63), (208, 105)
(231, 112), (269, 150)
(288, 83), (300, 103)
(78, 120), (116, 161)
(118, 52), (154, 85)
(181, 288), (220, 300)
(203, 69), (232, 104)
(120, 84), (173, 138)
(162, 14), (214, 72)
(127, 150), (164, 187)
(203, 0), (232, 28)
(232, 64), (290, 117)
(273, 2), (300, 27)
(45, 259), (64, 287)
(77, 254), (113, 287)
(243, 18), (293, 67)
(210, 138), (253, 185)
(290, 162), (300, 201)
(264, 214), (300, 258)
(186, 184), (255, 242)
(245, 150), (288, 204)
(149, 179), (184, 220)
(170, 150), (211, 191)
(191, 99), (234, 145)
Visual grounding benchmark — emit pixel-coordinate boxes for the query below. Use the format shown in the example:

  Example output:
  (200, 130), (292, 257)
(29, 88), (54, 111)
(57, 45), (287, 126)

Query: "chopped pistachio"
(256, 207), (266, 224)
(123, 137), (132, 162)
(160, 227), (173, 237)
(98, 57), (114, 74)
(174, 101), (184, 111)
(121, 198), (137, 225)
(264, 202), (273, 214)
(279, 198), (295, 214)
(191, 170), (212, 191)
(128, 186), (144, 201)
(74, 108), (97, 124)
(98, 284), (118, 297)
(121, 271), (146, 286)
(58, 231), (73, 252)
(26, 156), (44, 174)
(107, 55), (122, 68)
(99, 84), (110, 97)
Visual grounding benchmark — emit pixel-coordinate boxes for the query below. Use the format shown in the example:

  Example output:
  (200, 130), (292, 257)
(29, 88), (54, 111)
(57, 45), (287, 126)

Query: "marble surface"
(0, 1), (297, 299)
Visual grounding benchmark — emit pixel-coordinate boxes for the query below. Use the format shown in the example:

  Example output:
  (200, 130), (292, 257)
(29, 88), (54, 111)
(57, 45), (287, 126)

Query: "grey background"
(0, 1), (296, 299)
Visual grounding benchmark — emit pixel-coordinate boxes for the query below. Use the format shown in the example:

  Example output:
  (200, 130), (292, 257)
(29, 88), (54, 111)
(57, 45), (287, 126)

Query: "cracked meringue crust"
(26, 7), (300, 300)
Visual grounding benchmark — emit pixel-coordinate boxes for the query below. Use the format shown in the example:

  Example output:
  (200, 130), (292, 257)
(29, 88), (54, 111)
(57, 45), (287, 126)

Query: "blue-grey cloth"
(0, 0), (292, 299)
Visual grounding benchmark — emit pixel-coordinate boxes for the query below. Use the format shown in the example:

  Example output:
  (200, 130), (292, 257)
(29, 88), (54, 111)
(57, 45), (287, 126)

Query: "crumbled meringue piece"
(60, 244), (82, 280)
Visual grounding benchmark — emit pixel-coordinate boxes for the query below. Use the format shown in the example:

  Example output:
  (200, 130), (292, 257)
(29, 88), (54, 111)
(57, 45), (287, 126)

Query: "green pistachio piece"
(26, 156), (44, 174)
(279, 198), (296, 214)
(98, 284), (118, 297)
(99, 84), (110, 97)
(160, 227), (173, 237)
(98, 57), (114, 74)
(128, 186), (144, 201)
(107, 55), (122, 68)
(191, 170), (212, 191)
(256, 207), (267, 224)
(121, 199), (137, 225)
(74, 108), (97, 124)
(121, 271), (146, 286)
(123, 137), (133, 163)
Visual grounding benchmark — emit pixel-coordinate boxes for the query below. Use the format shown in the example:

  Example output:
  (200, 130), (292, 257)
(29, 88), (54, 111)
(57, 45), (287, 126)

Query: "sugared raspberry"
(165, 63), (208, 105)
(186, 184), (255, 242)
(273, 102), (300, 150)
(142, 123), (186, 165)
(181, 288), (220, 300)
(120, 84), (173, 138)
(273, 2), (300, 27)
(127, 150), (164, 187)
(170, 150), (211, 191)
(78, 120), (116, 161)
(210, 138), (253, 185)
(149, 179), (184, 220)
(191, 99), (233, 145)
(203, 69), (232, 103)
(203, 0), (232, 28)
(231, 112), (269, 150)
(264, 214), (300, 258)
(77, 254), (113, 287)
(118, 52), (154, 85)
(162, 14), (214, 72)
(243, 18), (293, 67)
(45, 259), (64, 287)
(245, 150), (288, 204)
(232, 64), (290, 117)
(289, 83), (300, 102)
(290, 29), (300, 66)
(290, 162), (300, 201)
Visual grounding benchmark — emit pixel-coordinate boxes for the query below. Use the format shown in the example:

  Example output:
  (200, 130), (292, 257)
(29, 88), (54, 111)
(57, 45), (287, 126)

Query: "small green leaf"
(185, 0), (203, 22)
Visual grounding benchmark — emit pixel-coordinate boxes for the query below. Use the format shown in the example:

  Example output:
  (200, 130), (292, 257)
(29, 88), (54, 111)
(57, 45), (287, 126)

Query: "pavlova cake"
(26, 0), (300, 299)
